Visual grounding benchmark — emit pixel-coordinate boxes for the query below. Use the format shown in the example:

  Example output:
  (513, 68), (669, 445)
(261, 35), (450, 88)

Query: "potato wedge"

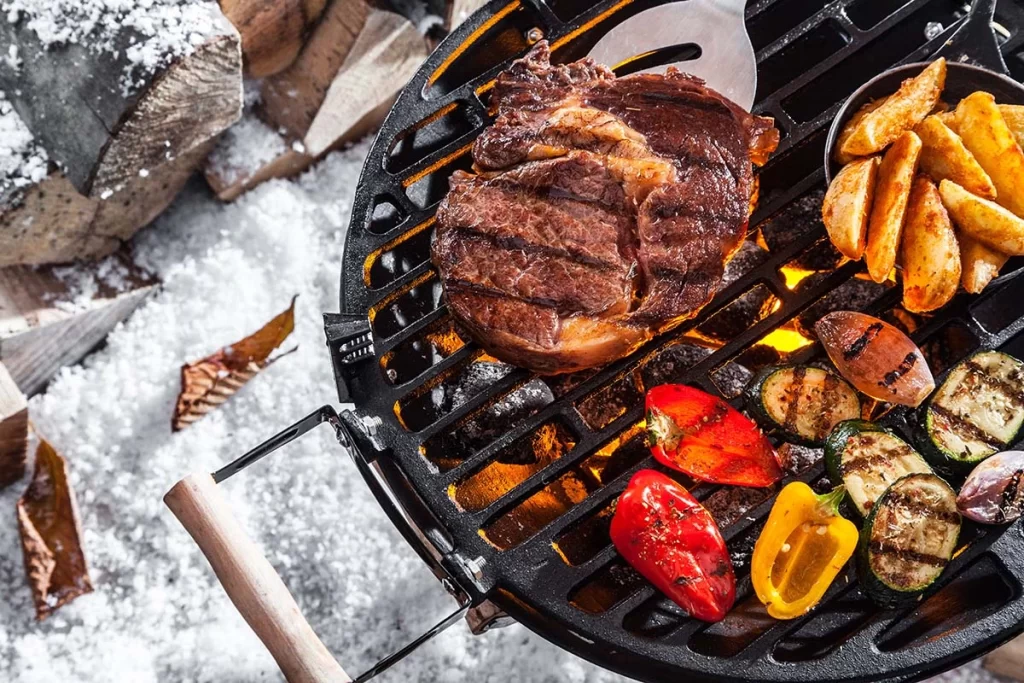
(955, 92), (1024, 218)
(840, 59), (946, 157)
(835, 99), (884, 164)
(823, 157), (879, 259)
(937, 110), (958, 130)
(901, 176), (960, 312)
(999, 104), (1024, 150)
(958, 233), (1008, 294)
(915, 115), (996, 199)
(939, 179), (1024, 255)
(866, 131), (922, 282)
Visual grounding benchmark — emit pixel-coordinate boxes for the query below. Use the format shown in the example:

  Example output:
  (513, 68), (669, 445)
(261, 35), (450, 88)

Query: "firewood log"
(259, 0), (373, 139)
(205, 0), (485, 200)
(0, 361), (27, 490)
(0, 255), (159, 396)
(0, 7), (243, 267)
(220, 0), (329, 77)
(303, 9), (430, 157)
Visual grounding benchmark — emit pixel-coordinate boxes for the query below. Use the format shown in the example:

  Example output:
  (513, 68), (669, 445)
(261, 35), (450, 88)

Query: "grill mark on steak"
(432, 42), (779, 373)
(445, 285), (561, 349)
(435, 230), (632, 316)
(439, 166), (634, 268)
(451, 226), (622, 271)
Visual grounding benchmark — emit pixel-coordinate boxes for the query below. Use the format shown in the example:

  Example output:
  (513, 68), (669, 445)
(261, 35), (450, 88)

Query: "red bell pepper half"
(610, 469), (736, 622)
(646, 384), (783, 488)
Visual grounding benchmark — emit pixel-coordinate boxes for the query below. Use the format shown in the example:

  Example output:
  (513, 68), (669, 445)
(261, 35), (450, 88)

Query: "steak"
(433, 42), (779, 374)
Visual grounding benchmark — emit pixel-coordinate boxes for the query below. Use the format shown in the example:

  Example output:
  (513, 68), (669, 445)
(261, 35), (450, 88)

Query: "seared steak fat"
(433, 42), (779, 374)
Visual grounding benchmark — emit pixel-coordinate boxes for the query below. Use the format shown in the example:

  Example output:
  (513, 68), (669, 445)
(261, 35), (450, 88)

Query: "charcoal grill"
(167, 1), (1024, 681)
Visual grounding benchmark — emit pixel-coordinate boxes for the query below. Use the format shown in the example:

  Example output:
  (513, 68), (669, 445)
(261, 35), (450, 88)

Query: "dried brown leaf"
(17, 437), (93, 620)
(173, 297), (298, 431)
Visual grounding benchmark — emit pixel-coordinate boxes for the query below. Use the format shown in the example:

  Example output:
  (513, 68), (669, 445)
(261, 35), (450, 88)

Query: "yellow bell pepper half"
(751, 481), (858, 620)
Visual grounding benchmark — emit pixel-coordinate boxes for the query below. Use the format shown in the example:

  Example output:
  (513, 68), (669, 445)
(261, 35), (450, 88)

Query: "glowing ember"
(757, 328), (814, 354)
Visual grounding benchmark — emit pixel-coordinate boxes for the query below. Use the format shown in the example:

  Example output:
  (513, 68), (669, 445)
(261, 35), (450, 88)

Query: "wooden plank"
(0, 361), (27, 490)
(304, 9), (429, 157)
(0, 255), (159, 396)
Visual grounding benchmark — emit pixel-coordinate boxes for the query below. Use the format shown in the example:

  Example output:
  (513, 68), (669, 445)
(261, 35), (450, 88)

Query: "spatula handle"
(165, 473), (350, 683)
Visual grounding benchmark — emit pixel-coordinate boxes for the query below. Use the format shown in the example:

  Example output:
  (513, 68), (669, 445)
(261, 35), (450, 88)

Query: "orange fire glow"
(779, 265), (816, 291)
(756, 327), (814, 354)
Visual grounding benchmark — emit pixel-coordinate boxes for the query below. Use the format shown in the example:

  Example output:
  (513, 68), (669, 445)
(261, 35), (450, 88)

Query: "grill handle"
(165, 472), (351, 683)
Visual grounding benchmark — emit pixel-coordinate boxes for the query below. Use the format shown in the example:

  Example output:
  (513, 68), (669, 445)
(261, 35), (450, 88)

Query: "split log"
(0, 5), (243, 267)
(0, 254), (159, 396)
(0, 361), (28, 490)
(986, 634), (1024, 680)
(220, 0), (329, 77)
(205, 0), (491, 200)
(303, 9), (431, 157)
(259, 0), (373, 139)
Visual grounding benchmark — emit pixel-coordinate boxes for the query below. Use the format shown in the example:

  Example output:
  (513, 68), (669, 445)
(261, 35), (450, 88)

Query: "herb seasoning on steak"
(433, 42), (779, 374)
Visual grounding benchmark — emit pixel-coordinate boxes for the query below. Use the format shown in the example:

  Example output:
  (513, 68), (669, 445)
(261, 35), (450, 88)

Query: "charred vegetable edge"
(824, 419), (932, 516)
(917, 350), (1024, 476)
(857, 472), (960, 608)
(747, 365), (861, 445)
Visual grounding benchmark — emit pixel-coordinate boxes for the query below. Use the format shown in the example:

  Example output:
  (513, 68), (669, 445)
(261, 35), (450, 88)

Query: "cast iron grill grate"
(333, 1), (1024, 680)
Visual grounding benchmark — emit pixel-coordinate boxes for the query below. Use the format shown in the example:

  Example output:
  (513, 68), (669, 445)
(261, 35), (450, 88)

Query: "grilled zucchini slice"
(825, 420), (932, 516)
(858, 473), (960, 607)
(747, 365), (861, 445)
(921, 350), (1024, 474)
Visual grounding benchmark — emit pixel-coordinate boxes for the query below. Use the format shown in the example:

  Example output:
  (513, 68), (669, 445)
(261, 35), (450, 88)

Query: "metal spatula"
(588, 0), (757, 110)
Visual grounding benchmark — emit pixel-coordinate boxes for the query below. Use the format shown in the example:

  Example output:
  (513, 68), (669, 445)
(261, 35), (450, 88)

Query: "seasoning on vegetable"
(751, 482), (858, 620)
(646, 384), (783, 488)
(921, 350), (1024, 474)
(610, 469), (736, 622)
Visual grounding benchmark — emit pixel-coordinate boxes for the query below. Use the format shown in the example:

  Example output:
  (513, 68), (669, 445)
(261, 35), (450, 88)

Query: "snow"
(206, 113), (289, 187)
(0, 134), (998, 682)
(0, 89), (47, 197)
(46, 254), (138, 313)
(4, 43), (20, 70)
(1, 0), (220, 94)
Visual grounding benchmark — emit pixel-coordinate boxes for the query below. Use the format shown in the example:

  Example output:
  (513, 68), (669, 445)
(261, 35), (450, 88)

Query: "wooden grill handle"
(165, 473), (350, 683)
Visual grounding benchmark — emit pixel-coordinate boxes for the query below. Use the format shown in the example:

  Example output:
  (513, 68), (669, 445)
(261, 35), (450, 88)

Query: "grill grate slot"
(771, 583), (874, 662)
(780, 1), (962, 123)
(481, 423), (646, 549)
(756, 20), (851, 102)
(451, 417), (578, 512)
(875, 550), (1013, 653)
(386, 102), (479, 173)
(748, 0), (833, 50)
(426, 1), (546, 98)
(338, 1), (1024, 680)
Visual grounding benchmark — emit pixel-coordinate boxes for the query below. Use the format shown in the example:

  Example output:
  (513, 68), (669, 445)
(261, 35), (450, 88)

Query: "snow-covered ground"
(0, 139), (1002, 682)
